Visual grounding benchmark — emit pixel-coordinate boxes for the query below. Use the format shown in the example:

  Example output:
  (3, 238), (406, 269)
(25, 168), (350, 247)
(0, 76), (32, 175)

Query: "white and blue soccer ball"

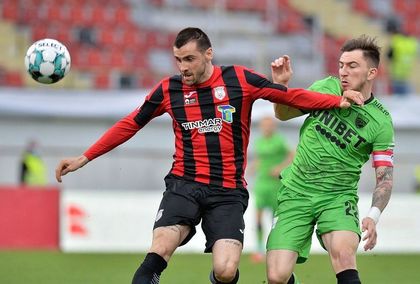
(24, 38), (71, 84)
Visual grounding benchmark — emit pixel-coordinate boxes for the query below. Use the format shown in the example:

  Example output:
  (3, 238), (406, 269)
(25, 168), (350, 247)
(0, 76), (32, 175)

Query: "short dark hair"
(340, 35), (381, 67)
(174, 27), (212, 52)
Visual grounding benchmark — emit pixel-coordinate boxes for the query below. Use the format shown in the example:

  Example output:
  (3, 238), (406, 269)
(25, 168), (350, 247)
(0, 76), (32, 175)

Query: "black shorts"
(153, 174), (249, 253)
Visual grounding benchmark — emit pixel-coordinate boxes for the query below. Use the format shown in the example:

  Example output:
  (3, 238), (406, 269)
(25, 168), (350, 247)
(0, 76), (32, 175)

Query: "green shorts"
(266, 182), (361, 263)
(253, 180), (280, 211)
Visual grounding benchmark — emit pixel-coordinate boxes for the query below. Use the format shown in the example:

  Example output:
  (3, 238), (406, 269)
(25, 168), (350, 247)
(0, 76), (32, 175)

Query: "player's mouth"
(341, 80), (350, 88)
(183, 73), (193, 80)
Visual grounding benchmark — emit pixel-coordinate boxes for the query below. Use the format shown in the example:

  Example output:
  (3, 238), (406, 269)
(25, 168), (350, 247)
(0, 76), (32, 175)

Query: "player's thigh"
(322, 230), (360, 254)
(201, 187), (249, 253)
(154, 175), (202, 246)
(266, 185), (315, 263)
(150, 225), (191, 259)
(315, 192), (361, 249)
(321, 230), (359, 272)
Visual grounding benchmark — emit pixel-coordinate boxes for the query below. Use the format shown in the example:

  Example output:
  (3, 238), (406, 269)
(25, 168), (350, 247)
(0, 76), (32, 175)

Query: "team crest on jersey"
(338, 108), (352, 118)
(213, 86), (226, 100)
(355, 113), (369, 128)
(184, 91), (197, 105)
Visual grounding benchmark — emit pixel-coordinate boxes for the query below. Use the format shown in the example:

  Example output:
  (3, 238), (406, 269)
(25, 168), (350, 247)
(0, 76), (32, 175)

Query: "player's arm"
(55, 110), (141, 182)
(270, 56), (305, 120)
(246, 71), (363, 111)
(55, 83), (167, 182)
(362, 151), (394, 251)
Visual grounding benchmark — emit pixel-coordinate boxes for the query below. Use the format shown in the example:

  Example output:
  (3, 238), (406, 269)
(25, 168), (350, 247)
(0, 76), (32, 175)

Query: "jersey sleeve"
(372, 118), (395, 167)
(84, 82), (167, 161)
(243, 68), (341, 110)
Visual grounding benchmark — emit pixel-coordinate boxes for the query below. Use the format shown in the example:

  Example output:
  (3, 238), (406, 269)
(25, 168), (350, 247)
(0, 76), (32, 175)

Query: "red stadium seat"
(2, 0), (19, 22)
(85, 48), (103, 69)
(352, 0), (374, 16)
(97, 28), (117, 47)
(109, 5), (131, 27)
(87, 5), (108, 27)
(68, 4), (89, 26)
(107, 50), (128, 69)
(31, 25), (49, 42)
(93, 72), (111, 89)
(44, 3), (69, 22)
(4, 71), (23, 87)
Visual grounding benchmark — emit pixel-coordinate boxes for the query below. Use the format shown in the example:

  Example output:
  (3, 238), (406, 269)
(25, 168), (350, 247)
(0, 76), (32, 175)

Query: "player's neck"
(197, 64), (214, 86)
(360, 84), (373, 101)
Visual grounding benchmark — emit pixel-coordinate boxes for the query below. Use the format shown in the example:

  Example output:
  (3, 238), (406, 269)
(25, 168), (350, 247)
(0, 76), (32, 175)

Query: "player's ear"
(367, 67), (378, 81)
(205, 47), (213, 61)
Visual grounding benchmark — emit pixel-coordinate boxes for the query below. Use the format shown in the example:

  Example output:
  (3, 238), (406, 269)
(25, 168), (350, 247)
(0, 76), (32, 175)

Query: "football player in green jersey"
(250, 116), (294, 263)
(266, 35), (394, 284)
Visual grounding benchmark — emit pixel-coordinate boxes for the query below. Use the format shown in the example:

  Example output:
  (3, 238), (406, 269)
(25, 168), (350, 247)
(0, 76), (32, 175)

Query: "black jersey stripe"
(168, 76), (196, 180)
(134, 84), (164, 127)
(244, 69), (287, 91)
(221, 66), (245, 189)
(197, 87), (223, 187)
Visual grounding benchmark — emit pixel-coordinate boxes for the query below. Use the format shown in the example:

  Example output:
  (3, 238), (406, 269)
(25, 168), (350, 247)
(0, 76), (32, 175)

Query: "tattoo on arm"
(372, 166), (393, 211)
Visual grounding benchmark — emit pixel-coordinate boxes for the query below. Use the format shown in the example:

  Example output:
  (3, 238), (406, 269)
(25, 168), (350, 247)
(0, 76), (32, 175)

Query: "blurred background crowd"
(0, 0), (419, 94)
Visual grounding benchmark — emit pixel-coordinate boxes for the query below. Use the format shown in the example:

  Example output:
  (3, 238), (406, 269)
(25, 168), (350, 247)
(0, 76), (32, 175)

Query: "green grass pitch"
(0, 251), (418, 283)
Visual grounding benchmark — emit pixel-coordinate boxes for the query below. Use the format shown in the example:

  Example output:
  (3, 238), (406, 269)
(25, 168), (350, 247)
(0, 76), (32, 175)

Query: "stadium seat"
(108, 5), (131, 28)
(2, 0), (19, 22)
(87, 4), (108, 27)
(44, 3), (69, 23)
(93, 72), (111, 89)
(4, 71), (23, 87)
(97, 28), (117, 47)
(352, 0), (375, 16)
(81, 48), (103, 70)
(68, 4), (89, 26)
(31, 24), (49, 42)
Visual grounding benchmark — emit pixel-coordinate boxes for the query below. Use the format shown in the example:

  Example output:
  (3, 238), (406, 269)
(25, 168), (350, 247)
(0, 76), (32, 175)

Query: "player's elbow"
(274, 111), (292, 121)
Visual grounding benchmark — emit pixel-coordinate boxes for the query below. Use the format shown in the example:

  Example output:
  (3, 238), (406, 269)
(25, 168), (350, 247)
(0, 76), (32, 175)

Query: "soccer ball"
(24, 38), (71, 84)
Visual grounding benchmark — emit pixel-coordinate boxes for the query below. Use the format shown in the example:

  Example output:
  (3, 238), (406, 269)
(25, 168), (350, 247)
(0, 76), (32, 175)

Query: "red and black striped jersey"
(84, 65), (341, 189)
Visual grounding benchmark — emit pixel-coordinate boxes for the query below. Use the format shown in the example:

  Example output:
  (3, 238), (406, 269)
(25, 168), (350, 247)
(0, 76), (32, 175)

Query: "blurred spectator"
(250, 116), (294, 263)
(386, 18), (419, 96)
(20, 139), (48, 186)
(415, 165), (420, 193)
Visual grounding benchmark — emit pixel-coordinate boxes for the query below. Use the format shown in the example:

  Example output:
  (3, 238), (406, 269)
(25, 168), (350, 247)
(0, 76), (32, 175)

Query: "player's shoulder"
(308, 76), (341, 96)
(367, 96), (393, 120)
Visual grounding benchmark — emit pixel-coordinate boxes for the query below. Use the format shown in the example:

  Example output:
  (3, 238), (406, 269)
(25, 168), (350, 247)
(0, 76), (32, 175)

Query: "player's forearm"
(273, 103), (303, 121)
(372, 166), (393, 211)
(279, 88), (341, 110)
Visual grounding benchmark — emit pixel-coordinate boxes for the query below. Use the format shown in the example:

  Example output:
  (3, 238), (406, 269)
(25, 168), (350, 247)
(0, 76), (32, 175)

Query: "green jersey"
(254, 133), (289, 185)
(281, 76), (394, 194)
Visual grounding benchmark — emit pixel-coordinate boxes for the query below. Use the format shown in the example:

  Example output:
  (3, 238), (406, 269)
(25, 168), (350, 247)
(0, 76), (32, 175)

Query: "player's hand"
(340, 90), (364, 108)
(361, 217), (377, 251)
(55, 155), (89, 183)
(271, 55), (293, 86)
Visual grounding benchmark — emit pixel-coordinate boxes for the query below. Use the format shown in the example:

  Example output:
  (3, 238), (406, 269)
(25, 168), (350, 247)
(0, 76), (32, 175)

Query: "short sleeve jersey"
(281, 76), (395, 194)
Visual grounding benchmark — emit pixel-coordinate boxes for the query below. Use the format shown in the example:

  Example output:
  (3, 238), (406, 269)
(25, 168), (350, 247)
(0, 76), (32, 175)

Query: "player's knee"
(267, 268), (291, 284)
(331, 249), (356, 270)
(213, 264), (238, 282)
(211, 268), (239, 284)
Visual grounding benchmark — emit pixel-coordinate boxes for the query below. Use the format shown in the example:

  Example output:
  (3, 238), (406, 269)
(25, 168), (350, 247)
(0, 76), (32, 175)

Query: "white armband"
(367, 207), (381, 224)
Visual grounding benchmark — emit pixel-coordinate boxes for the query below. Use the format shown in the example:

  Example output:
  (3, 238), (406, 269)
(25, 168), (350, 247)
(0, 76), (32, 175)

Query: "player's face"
(173, 41), (213, 86)
(260, 117), (275, 137)
(339, 50), (377, 93)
